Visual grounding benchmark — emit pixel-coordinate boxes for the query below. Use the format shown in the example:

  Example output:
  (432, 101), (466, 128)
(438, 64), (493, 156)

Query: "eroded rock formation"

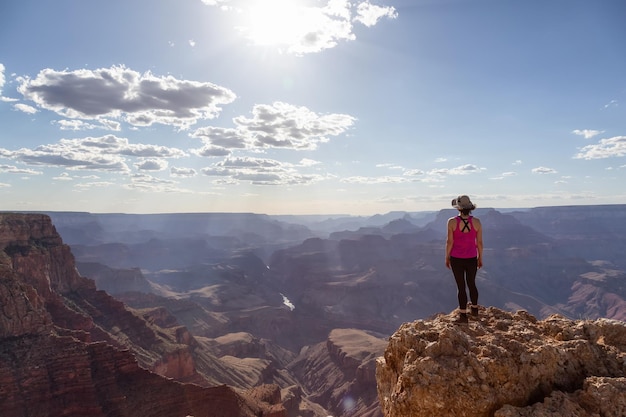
(376, 307), (626, 417)
(290, 328), (388, 417)
(0, 213), (285, 417)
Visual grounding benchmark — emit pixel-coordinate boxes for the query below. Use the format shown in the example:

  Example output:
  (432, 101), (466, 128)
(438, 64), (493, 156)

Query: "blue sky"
(1, 0), (625, 215)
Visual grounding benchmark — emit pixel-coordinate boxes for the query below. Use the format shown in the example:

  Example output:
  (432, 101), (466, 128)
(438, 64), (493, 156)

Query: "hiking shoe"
(471, 306), (479, 317)
(456, 313), (469, 324)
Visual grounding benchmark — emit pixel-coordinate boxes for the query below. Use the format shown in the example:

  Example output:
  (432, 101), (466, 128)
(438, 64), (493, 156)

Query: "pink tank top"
(450, 216), (478, 258)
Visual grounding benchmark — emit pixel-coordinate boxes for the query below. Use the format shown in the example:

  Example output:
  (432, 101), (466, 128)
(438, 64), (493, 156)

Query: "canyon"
(1, 205), (626, 416)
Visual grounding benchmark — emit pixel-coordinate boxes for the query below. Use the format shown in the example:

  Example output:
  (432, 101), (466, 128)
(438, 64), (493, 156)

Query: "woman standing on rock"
(445, 195), (483, 324)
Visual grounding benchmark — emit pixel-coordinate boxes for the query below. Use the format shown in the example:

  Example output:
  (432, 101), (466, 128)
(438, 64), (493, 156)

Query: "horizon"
(3, 202), (624, 218)
(1, 1), (626, 215)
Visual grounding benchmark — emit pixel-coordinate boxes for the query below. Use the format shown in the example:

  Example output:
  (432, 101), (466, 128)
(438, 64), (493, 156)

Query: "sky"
(1, 0), (625, 215)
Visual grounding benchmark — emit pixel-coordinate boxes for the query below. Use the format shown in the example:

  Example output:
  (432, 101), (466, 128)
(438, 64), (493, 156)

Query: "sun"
(242, 0), (319, 47)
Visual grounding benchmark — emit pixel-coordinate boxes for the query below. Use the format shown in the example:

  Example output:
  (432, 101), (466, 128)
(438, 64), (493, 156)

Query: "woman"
(445, 195), (483, 324)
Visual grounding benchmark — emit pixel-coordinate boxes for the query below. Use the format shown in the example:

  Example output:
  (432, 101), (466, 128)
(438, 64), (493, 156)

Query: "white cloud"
(404, 169), (425, 177)
(299, 158), (321, 167)
(376, 163), (404, 170)
(341, 175), (412, 184)
(0, 135), (186, 172)
(233, 102), (355, 150)
(354, 1), (398, 27)
(13, 103), (38, 114)
(17, 65), (236, 129)
(0, 165), (42, 175)
(53, 172), (73, 181)
(532, 166), (558, 174)
(73, 181), (116, 191)
(429, 164), (486, 176)
(0, 64), (18, 102)
(135, 158), (169, 171)
(574, 136), (626, 159)
(448, 164), (486, 175)
(53, 118), (121, 131)
(489, 172), (517, 180)
(192, 102), (355, 152)
(0, 63), (4, 93)
(170, 166), (198, 177)
(572, 129), (603, 139)
(201, 156), (325, 185)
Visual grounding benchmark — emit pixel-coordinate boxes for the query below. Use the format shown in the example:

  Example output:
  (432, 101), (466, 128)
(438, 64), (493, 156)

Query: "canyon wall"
(0, 213), (284, 417)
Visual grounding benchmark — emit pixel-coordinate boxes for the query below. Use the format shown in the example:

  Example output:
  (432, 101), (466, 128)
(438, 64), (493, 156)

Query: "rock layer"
(0, 213), (285, 417)
(376, 307), (626, 417)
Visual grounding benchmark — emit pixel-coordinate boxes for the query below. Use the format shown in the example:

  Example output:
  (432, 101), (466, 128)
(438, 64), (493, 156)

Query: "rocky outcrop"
(290, 328), (388, 417)
(376, 307), (626, 417)
(0, 213), (286, 417)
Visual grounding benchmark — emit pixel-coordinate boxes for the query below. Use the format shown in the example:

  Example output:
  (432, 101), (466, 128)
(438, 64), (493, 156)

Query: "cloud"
(17, 66), (236, 129)
(572, 129), (603, 139)
(0, 165), (42, 175)
(429, 164), (486, 176)
(192, 102), (355, 152)
(201, 156), (324, 185)
(191, 126), (248, 149)
(191, 145), (232, 157)
(0, 64), (18, 103)
(234, 102), (355, 150)
(532, 166), (558, 174)
(74, 181), (115, 191)
(299, 158), (321, 167)
(170, 166), (198, 177)
(0, 135), (186, 172)
(0, 63), (4, 93)
(404, 169), (425, 177)
(135, 158), (169, 171)
(203, 0), (397, 55)
(53, 119), (121, 131)
(376, 163), (404, 170)
(52, 172), (73, 181)
(490, 171), (517, 180)
(448, 164), (486, 175)
(341, 175), (413, 184)
(574, 136), (626, 159)
(13, 103), (38, 114)
(123, 173), (190, 193)
(354, 1), (398, 27)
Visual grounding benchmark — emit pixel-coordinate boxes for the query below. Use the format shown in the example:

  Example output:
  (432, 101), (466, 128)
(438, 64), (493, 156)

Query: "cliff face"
(289, 328), (388, 417)
(0, 213), (284, 417)
(376, 307), (626, 417)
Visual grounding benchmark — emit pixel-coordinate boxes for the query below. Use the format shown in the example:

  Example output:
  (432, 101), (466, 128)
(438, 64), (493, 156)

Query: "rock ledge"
(376, 307), (626, 417)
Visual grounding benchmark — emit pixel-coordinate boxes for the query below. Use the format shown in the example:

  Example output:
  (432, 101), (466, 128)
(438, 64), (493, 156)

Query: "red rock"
(0, 213), (286, 417)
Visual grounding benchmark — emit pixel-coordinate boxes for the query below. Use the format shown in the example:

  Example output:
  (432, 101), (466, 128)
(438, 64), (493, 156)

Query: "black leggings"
(450, 256), (478, 312)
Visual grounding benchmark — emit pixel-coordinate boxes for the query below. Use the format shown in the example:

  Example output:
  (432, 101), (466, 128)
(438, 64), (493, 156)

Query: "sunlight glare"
(244, 0), (317, 47)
